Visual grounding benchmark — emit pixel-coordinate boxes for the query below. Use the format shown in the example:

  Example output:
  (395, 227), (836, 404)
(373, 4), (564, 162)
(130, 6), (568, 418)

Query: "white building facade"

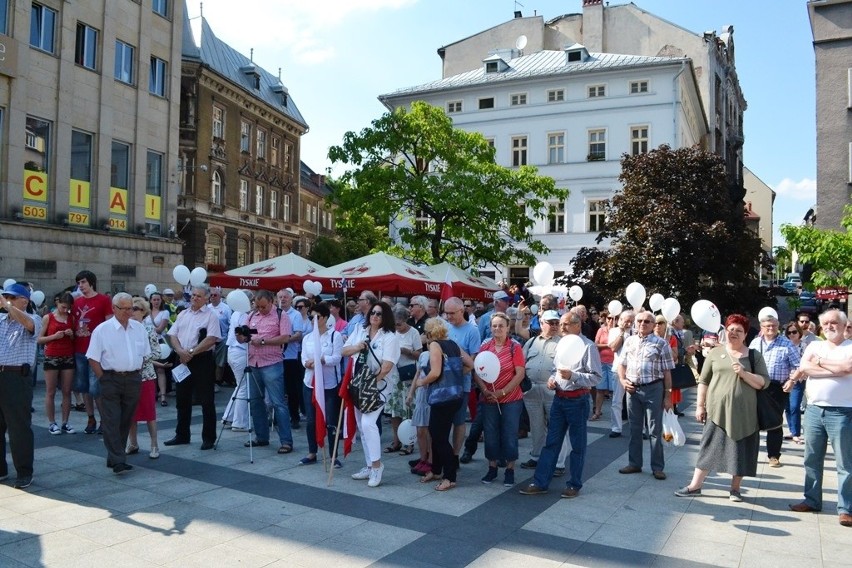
(381, 46), (707, 283)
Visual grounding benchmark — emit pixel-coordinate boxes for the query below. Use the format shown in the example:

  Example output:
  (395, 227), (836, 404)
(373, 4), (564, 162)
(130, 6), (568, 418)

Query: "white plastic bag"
(662, 409), (685, 446)
(662, 410), (674, 445)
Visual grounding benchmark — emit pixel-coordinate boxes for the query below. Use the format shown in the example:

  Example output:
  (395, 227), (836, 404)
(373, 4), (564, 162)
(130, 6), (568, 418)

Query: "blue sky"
(191, 0), (816, 248)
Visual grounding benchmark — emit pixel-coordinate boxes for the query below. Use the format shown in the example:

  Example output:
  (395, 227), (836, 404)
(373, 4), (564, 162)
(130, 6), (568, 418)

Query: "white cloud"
(772, 177), (816, 201)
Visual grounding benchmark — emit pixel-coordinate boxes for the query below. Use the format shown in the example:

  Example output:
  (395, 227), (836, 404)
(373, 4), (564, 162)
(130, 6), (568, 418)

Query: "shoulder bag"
(427, 340), (465, 405)
(348, 340), (385, 413)
(751, 348), (783, 431)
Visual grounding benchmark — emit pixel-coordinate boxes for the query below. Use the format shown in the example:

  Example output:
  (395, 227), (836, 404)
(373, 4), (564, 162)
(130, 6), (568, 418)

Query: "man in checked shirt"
(617, 310), (674, 480)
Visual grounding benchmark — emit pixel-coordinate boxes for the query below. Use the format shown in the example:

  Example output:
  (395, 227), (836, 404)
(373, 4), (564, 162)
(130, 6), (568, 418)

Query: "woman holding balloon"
(475, 312), (526, 487)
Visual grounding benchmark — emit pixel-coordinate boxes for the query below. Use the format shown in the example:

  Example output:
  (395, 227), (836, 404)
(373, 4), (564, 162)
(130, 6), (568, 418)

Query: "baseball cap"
(541, 310), (560, 322)
(493, 291), (510, 302)
(163, 288), (175, 295)
(2, 283), (31, 299)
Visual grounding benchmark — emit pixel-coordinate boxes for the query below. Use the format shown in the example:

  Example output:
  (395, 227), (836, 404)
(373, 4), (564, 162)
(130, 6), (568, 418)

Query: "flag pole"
(327, 407), (345, 486)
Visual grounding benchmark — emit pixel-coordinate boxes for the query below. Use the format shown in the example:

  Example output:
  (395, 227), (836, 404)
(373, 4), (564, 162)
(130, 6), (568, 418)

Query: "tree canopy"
(327, 101), (567, 269)
(781, 205), (852, 288)
(569, 145), (768, 315)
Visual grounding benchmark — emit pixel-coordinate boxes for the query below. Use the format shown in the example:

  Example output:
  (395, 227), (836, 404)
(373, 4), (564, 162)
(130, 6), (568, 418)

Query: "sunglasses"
(132, 306), (143, 311)
(464, 304), (472, 308)
(606, 316), (614, 320)
(798, 320), (809, 325)
(369, 310), (383, 316)
(636, 319), (654, 324)
(655, 321), (666, 325)
(785, 330), (799, 335)
(295, 304), (307, 309)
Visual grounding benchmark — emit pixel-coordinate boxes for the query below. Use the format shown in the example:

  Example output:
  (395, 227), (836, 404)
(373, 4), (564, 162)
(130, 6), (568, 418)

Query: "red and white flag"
(440, 267), (454, 304)
(337, 358), (357, 457)
(310, 315), (326, 448)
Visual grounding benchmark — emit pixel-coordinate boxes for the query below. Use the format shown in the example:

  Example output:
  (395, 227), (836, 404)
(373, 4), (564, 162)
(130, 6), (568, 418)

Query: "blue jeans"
(482, 399), (523, 463)
(802, 405), (852, 514)
(787, 382), (805, 437)
(73, 353), (100, 398)
(626, 381), (665, 472)
(249, 363), (293, 447)
(533, 393), (590, 490)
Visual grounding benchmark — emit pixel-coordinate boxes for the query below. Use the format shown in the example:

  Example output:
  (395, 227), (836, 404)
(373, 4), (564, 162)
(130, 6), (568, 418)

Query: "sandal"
(590, 411), (601, 421)
(420, 472), (443, 483)
(160, 397), (168, 407)
(126, 445), (139, 455)
(435, 479), (456, 492)
(398, 445), (414, 456)
(384, 442), (402, 454)
(277, 445), (293, 454)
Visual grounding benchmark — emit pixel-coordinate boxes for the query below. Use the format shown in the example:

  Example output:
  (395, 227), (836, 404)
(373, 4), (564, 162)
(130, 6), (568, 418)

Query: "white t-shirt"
(345, 326), (401, 393)
(396, 326), (422, 367)
(803, 339), (852, 408)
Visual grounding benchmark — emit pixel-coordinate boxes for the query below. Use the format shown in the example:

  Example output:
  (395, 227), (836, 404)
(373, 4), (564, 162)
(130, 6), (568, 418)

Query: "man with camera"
(165, 284), (221, 450)
(239, 289), (294, 454)
(0, 283), (42, 489)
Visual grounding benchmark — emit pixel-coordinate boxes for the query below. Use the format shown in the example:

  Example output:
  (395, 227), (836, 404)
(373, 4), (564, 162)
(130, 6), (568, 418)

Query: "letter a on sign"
(109, 187), (128, 214)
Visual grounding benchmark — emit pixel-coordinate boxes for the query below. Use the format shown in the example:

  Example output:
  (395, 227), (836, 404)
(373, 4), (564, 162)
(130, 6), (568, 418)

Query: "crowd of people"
(0, 274), (848, 527)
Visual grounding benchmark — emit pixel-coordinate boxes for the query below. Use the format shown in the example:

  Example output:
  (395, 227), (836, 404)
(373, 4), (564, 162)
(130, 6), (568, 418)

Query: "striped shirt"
(0, 312), (42, 365)
(749, 335), (801, 383)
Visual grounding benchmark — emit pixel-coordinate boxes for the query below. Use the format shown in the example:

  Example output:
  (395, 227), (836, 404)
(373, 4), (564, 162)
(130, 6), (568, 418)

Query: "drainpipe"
(672, 60), (686, 146)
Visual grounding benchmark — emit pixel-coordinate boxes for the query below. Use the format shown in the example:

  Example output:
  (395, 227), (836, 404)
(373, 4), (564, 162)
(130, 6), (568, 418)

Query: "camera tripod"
(216, 351), (264, 462)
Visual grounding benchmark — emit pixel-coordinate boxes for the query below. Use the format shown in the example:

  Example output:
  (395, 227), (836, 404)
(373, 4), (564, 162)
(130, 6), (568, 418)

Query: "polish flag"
(310, 315), (326, 448)
(440, 268), (454, 304)
(337, 357), (357, 457)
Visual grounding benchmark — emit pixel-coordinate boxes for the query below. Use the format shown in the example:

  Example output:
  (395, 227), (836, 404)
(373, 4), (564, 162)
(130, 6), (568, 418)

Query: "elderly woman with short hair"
(127, 297), (161, 459)
(384, 304), (422, 454)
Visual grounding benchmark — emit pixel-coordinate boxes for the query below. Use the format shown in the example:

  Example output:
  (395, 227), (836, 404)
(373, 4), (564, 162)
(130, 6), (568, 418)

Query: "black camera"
(235, 325), (258, 337)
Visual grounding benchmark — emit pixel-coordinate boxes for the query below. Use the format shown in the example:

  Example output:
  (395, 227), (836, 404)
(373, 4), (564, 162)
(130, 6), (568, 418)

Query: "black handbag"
(427, 340), (465, 405)
(348, 342), (385, 413)
(749, 349), (783, 431)
(398, 364), (416, 383)
(670, 364), (697, 389)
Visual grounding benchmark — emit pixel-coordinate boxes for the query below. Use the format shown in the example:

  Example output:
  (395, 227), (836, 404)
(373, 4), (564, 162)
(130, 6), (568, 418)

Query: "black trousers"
(765, 381), (789, 459)
(0, 371), (34, 478)
(431, 399), (463, 482)
(175, 351), (216, 443)
(284, 358), (305, 423)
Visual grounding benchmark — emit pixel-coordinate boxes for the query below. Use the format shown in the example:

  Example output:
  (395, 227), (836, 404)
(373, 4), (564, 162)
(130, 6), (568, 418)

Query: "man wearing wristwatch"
(241, 289), (294, 453)
(617, 310), (674, 480)
(165, 284), (221, 450)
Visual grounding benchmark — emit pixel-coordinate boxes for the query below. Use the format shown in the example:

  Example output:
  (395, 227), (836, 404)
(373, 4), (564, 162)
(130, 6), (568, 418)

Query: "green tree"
(570, 145), (768, 315)
(781, 205), (852, 288)
(772, 245), (791, 281)
(328, 101), (567, 269)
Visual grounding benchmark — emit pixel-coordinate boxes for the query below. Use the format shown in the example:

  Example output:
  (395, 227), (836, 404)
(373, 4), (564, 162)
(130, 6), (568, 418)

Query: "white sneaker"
(62, 423), (75, 434)
(149, 447), (160, 459)
(48, 423), (61, 435)
(368, 464), (385, 487)
(351, 466), (371, 480)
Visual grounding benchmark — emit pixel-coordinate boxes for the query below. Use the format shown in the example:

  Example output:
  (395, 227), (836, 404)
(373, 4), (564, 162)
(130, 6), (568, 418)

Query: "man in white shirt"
(86, 293), (150, 474)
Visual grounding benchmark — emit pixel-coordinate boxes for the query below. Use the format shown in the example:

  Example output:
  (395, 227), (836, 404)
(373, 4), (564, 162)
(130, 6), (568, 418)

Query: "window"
(25, 116), (51, 172)
(283, 141), (292, 171)
(269, 191), (277, 219)
(256, 129), (267, 160)
(237, 239), (248, 267)
(548, 202), (565, 233)
(630, 80), (649, 94)
(270, 136), (280, 166)
(547, 132), (565, 164)
(631, 125), (649, 155)
(212, 106), (224, 139)
(240, 121), (251, 153)
(447, 101), (462, 113)
(485, 61), (499, 73)
(547, 89), (564, 103)
(70, 130), (92, 182)
(30, 3), (56, 53)
(211, 171), (222, 205)
(149, 56), (167, 96)
(511, 136), (528, 167)
(510, 93), (527, 106)
(114, 40), (134, 84)
(152, 0), (168, 17)
(283, 194), (290, 221)
(587, 84), (606, 98)
(254, 240), (264, 262)
(478, 97), (495, 110)
(239, 179), (248, 211)
(413, 209), (432, 232)
(207, 233), (222, 265)
(588, 129), (606, 160)
(255, 185), (264, 215)
(111, 142), (130, 189)
(75, 24), (98, 70)
(146, 151), (163, 195)
(0, 2), (8, 35)
(589, 200), (606, 232)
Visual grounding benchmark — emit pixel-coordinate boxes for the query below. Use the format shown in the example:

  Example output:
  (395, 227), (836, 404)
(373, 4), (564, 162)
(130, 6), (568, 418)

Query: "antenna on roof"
(278, 67), (282, 81)
(199, 1), (203, 18)
(250, 48), (254, 63)
(514, 0), (524, 18)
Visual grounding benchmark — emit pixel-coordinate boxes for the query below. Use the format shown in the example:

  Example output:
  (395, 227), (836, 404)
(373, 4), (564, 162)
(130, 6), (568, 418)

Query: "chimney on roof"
(583, 0), (604, 52)
(514, 10), (522, 18)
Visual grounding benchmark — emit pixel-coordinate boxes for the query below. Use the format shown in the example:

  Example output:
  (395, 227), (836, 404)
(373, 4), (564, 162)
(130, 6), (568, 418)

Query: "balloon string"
(490, 383), (502, 416)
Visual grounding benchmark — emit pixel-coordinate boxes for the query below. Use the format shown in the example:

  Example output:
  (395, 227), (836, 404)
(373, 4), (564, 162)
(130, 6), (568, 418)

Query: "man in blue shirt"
(478, 291), (511, 341)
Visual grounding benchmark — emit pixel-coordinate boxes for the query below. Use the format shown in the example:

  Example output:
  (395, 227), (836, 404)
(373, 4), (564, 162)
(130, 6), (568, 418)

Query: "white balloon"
(158, 342), (172, 360)
(661, 298), (681, 323)
(31, 290), (45, 308)
(608, 300), (623, 317)
(568, 285), (583, 302)
(532, 262), (555, 286)
(189, 267), (208, 286)
(555, 335), (586, 369)
(691, 299), (721, 332)
(529, 304), (539, 315)
(3, 278), (16, 288)
(303, 280), (314, 294)
(144, 284), (157, 299)
(474, 351), (501, 384)
(649, 293), (665, 312)
(312, 281), (323, 295)
(625, 282), (646, 310)
(226, 289), (251, 313)
(397, 419), (417, 446)
(173, 265), (191, 285)
(758, 307), (779, 321)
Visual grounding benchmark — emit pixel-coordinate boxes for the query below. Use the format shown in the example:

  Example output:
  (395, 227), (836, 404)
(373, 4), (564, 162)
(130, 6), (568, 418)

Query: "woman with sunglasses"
(149, 292), (172, 406)
(782, 321), (807, 444)
(126, 297), (162, 459)
(341, 301), (400, 487)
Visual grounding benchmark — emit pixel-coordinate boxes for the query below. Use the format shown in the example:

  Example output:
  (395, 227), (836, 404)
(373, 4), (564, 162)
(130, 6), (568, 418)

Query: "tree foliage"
(570, 145), (768, 315)
(328, 101), (567, 269)
(781, 205), (852, 288)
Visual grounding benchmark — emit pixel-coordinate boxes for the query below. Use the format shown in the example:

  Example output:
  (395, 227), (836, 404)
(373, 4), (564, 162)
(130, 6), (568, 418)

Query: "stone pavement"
(0, 385), (849, 567)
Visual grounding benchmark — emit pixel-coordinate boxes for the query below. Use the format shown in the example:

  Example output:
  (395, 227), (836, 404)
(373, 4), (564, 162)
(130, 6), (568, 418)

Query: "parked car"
(798, 291), (820, 314)
(782, 281), (800, 294)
